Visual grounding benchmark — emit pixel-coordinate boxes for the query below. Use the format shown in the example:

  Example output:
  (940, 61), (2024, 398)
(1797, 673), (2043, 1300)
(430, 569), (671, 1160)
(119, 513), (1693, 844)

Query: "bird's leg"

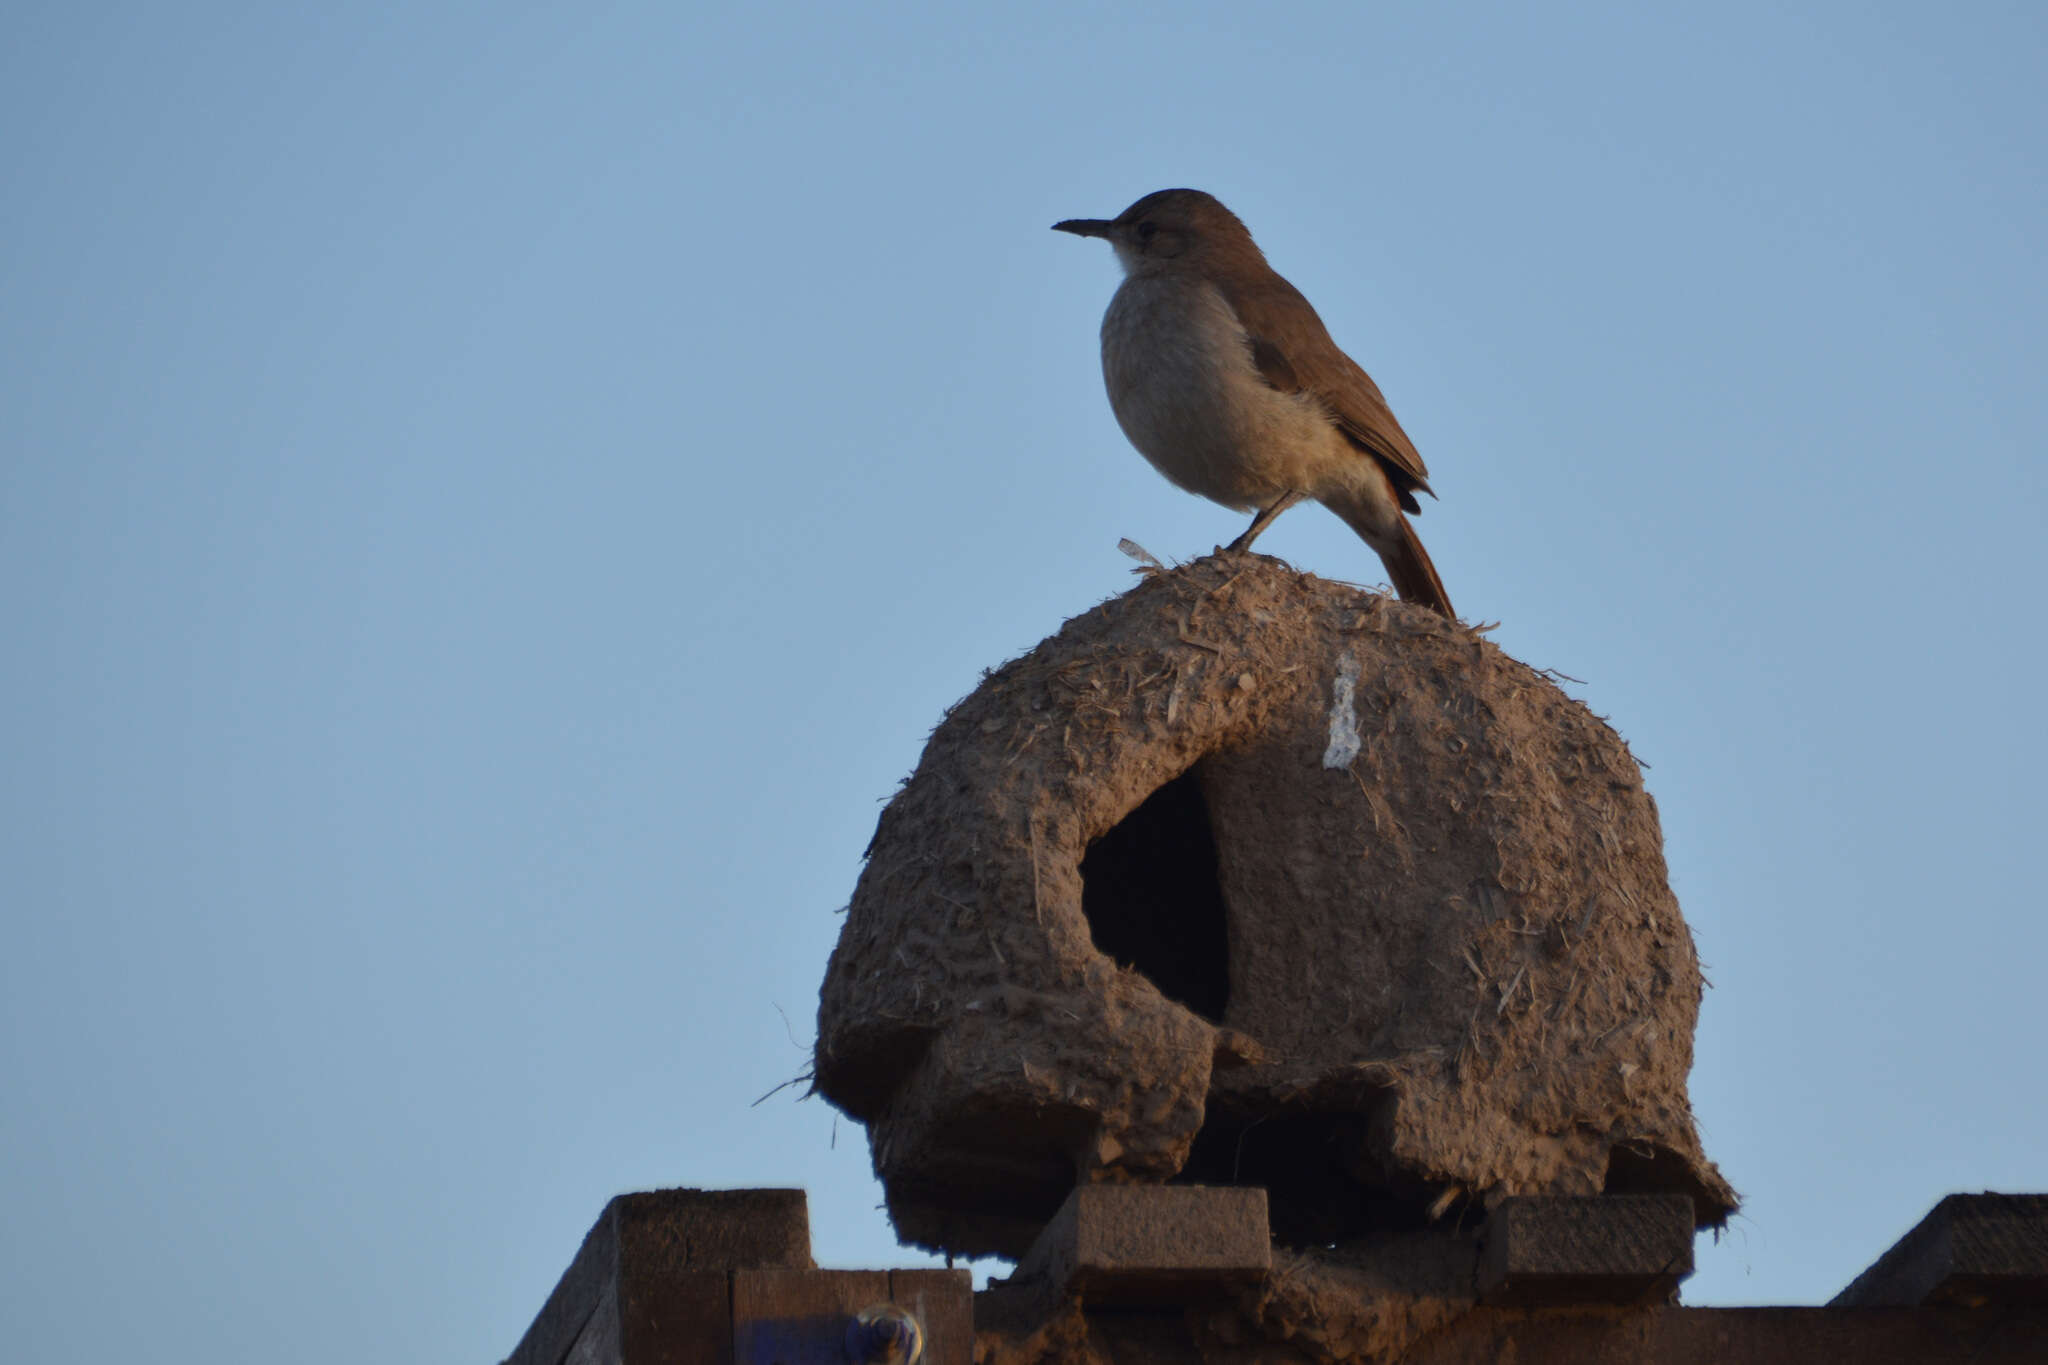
(1226, 489), (1306, 552)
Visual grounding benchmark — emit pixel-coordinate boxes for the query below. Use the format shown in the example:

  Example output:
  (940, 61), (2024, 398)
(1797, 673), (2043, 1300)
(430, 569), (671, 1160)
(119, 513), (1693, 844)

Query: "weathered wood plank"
(731, 1269), (888, 1365)
(1833, 1193), (2048, 1307)
(505, 1188), (810, 1365)
(1477, 1194), (1694, 1306)
(888, 1269), (973, 1365)
(1013, 1185), (1270, 1307)
(1406, 1306), (2048, 1364)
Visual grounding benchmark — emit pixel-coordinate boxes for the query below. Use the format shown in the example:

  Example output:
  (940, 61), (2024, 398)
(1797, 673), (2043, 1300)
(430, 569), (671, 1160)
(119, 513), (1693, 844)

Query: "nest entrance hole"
(1080, 766), (1231, 1023)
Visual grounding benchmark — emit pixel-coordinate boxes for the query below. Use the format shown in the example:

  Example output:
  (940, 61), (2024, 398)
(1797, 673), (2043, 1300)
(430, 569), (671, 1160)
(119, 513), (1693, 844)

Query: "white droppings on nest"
(1322, 649), (1363, 769)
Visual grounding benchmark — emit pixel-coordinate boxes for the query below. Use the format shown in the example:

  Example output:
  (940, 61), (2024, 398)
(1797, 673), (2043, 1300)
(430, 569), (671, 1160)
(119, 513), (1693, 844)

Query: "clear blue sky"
(3, 3), (2043, 1360)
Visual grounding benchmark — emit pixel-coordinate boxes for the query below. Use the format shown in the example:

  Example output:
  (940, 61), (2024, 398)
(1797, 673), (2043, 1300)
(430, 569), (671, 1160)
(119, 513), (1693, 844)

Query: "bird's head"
(1053, 188), (1264, 277)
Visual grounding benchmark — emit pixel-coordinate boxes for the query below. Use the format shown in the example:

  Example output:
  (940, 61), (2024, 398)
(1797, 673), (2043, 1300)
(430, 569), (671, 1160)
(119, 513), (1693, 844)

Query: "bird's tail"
(1384, 517), (1455, 618)
(1328, 496), (1456, 619)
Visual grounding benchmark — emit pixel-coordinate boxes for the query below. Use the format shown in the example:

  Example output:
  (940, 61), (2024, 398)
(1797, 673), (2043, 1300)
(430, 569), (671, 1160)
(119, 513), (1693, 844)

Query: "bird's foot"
(1227, 489), (1307, 553)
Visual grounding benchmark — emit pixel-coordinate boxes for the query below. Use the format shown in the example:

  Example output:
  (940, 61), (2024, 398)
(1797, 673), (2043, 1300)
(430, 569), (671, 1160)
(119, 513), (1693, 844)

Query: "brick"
(1477, 1194), (1694, 1306)
(1014, 1184), (1270, 1306)
(1831, 1193), (2048, 1308)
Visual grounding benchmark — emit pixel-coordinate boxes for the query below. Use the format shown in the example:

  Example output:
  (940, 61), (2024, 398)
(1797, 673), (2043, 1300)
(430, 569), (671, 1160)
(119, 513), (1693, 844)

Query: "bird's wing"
(1219, 271), (1434, 504)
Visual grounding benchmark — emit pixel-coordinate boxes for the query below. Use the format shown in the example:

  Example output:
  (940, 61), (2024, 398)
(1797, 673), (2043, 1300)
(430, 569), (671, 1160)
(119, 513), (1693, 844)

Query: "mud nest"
(815, 554), (1735, 1260)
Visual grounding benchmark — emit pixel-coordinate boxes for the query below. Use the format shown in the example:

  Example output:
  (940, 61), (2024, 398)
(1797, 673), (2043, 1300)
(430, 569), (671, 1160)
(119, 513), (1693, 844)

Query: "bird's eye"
(1136, 221), (1158, 243)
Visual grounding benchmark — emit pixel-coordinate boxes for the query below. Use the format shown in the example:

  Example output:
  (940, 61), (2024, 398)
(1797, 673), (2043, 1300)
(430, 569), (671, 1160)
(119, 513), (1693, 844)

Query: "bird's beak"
(1052, 217), (1114, 239)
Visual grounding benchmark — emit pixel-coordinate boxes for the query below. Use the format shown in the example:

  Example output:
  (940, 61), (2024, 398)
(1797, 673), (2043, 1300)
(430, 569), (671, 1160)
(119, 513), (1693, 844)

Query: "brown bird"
(1054, 189), (1453, 617)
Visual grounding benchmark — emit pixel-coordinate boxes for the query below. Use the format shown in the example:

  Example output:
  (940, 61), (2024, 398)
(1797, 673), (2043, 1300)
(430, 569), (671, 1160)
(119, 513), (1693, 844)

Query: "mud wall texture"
(814, 554), (1734, 1259)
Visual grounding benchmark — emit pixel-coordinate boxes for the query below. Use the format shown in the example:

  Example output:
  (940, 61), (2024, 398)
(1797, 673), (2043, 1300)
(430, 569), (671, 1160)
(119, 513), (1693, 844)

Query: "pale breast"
(1098, 275), (1340, 510)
